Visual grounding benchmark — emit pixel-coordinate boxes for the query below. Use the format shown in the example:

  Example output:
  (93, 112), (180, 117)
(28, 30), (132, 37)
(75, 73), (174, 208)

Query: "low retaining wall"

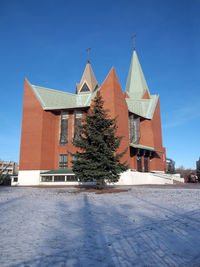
(115, 170), (173, 185)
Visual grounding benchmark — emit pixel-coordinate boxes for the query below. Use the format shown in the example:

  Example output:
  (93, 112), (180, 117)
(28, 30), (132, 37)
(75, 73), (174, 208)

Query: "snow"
(0, 186), (200, 267)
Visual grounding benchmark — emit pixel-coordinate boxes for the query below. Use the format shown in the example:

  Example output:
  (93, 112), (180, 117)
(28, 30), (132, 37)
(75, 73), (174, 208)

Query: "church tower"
(76, 48), (99, 94)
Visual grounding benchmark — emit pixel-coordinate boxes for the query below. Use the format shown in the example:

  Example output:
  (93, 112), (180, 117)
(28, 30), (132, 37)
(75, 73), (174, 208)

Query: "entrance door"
(144, 157), (148, 172)
(137, 156), (142, 172)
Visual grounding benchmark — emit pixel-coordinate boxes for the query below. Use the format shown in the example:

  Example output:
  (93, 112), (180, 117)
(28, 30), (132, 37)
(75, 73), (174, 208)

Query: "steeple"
(125, 49), (150, 99)
(76, 48), (99, 94)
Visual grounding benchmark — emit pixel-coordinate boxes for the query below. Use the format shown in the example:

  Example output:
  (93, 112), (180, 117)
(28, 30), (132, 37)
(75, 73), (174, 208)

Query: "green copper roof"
(41, 169), (74, 175)
(125, 50), (159, 119)
(126, 95), (158, 119)
(27, 48), (158, 120)
(28, 79), (98, 110)
(125, 50), (150, 99)
(130, 143), (163, 153)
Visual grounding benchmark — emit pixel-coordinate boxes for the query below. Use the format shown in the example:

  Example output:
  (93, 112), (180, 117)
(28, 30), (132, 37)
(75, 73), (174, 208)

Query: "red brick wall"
(150, 99), (166, 171)
(98, 68), (130, 167)
(20, 73), (166, 172)
(20, 79), (49, 170)
(19, 80), (80, 171)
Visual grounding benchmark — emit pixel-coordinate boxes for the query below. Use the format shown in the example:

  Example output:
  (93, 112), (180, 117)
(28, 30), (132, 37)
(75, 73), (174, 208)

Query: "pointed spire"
(76, 62), (99, 94)
(125, 49), (150, 99)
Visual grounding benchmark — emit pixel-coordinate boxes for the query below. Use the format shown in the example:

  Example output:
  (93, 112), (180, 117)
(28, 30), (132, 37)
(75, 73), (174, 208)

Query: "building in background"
(18, 47), (166, 185)
(166, 158), (175, 173)
(196, 157), (200, 182)
(0, 161), (18, 176)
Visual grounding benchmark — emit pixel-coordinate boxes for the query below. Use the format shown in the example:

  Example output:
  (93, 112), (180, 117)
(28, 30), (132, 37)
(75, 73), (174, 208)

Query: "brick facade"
(19, 50), (166, 175)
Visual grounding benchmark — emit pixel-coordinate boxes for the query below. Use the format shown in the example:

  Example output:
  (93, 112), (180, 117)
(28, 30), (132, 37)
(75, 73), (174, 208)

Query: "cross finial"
(132, 34), (136, 50)
(86, 47), (91, 63)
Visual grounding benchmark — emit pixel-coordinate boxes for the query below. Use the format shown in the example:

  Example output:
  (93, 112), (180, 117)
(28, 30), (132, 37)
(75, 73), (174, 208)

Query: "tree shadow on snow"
(11, 193), (200, 267)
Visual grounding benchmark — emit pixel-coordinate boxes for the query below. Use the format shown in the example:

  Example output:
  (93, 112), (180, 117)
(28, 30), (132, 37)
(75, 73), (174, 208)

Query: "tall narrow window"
(129, 114), (140, 144)
(134, 117), (140, 143)
(60, 111), (69, 144)
(129, 114), (134, 143)
(59, 154), (68, 169)
(74, 110), (82, 140)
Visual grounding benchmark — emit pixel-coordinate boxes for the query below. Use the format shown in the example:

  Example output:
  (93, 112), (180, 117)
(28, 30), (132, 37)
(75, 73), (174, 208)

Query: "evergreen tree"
(71, 91), (128, 189)
(197, 157), (200, 182)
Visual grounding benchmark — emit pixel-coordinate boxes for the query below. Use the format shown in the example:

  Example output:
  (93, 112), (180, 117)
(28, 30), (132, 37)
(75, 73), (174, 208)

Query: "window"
(13, 177), (18, 182)
(60, 111), (69, 144)
(54, 176), (65, 182)
(66, 175), (78, 182)
(129, 114), (134, 143)
(59, 154), (68, 169)
(80, 82), (90, 92)
(41, 176), (53, 182)
(74, 111), (82, 140)
(134, 117), (140, 143)
(94, 84), (99, 91)
(71, 155), (77, 165)
(129, 114), (140, 144)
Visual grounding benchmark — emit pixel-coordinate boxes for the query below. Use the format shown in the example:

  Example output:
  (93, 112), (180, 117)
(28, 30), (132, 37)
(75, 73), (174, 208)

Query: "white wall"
(114, 170), (173, 185)
(16, 169), (180, 186)
(18, 170), (41, 185)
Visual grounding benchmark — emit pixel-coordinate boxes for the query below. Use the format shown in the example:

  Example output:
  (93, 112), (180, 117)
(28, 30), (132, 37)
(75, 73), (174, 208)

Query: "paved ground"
(0, 185), (200, 267)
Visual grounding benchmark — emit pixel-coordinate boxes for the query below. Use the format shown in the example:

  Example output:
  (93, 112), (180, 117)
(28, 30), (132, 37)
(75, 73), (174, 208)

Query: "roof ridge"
(76, 92), (92, 97)
(126, 98), (152, 102)
(32, 85), (76, 96)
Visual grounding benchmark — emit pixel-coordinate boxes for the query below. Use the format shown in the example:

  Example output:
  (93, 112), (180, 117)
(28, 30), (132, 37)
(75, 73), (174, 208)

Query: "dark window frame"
(129, 114), (140, 144)
(74, 111), (82, 140)
(60, 111), (69, 145)
(80, 82), (90, 92)
(41, 176), (53, 182)
(54, 176), (65, 182)
(59, 154), (68, 169)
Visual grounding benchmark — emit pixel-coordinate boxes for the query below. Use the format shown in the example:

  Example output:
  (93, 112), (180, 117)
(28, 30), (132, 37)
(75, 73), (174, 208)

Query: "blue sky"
(0, 0), (199, 169)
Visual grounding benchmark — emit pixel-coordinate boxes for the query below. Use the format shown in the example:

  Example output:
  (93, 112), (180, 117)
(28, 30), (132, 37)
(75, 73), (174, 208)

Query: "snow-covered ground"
(0, 186), (200, 267)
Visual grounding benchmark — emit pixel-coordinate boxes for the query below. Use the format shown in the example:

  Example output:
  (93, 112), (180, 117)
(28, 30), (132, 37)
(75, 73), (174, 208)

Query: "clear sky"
(0, 0), (199, 169)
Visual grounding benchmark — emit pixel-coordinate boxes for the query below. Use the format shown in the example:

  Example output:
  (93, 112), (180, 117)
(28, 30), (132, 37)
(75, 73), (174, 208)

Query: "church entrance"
(131, 147), (153, 172)
(144, 150), (149, 172)
(137, 149), (143, 172)
(144, 156), (148, 172)
(137, 156), (142, 172)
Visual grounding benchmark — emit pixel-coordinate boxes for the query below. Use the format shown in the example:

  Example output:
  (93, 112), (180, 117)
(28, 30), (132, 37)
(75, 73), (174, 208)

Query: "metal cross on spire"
(86, 47), (91, 63)
(132, 34), (136, 50)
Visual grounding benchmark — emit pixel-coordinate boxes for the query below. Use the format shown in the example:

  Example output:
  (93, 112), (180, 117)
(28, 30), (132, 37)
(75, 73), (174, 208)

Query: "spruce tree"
(71, 91), (128, 189)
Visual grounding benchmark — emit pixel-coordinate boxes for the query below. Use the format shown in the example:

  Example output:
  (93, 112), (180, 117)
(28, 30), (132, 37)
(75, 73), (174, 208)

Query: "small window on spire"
(80, 83), (90, 92)
(94, 84), (99, 91)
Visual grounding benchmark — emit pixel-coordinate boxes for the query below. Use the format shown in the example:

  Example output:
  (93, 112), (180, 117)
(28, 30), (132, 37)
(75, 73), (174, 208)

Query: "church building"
(18, 48), (166, 185)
